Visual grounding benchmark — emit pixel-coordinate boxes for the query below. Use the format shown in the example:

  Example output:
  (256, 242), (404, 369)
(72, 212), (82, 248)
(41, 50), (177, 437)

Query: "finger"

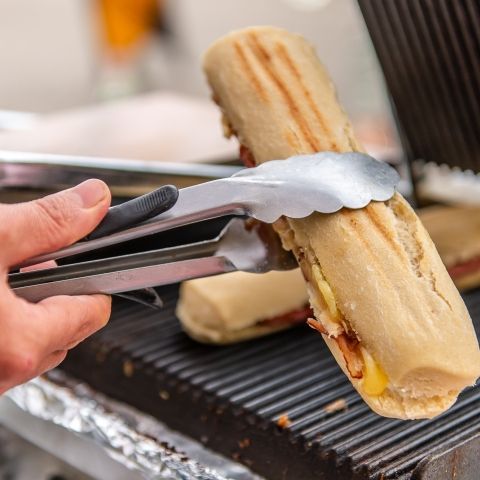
(33, 294), (111, 353)
(0, 291), (110, 393)
(0, 179), (111, 267)
(0, 349), (66, 395)
(38, 350), (67, 375)
(20, 260), (58, 273)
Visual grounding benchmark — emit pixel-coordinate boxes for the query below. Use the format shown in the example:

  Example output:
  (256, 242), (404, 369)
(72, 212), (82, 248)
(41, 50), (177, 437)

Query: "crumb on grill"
(159, 390), (170, 400)
(122, 360), (134, 377)
(323, 398), (348, 413)
(238, 438), (251, 449)
(277, 413), (291, 429)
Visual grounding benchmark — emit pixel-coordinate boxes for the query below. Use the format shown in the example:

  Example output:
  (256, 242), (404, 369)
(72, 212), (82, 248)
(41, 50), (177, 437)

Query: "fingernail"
(71, 180), (108, 209)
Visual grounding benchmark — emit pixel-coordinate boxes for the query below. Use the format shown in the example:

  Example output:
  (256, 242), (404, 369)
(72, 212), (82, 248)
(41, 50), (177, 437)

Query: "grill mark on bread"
(389, 197), (453, 311)
(275, 42), (337, 151)
(233, 42), (269, 103)
(364, 205), (405, 259)
(343, 124), (361, 151)
(285, 128), (302, 151)
(343, 209), (394, 284)
(344, 207), (455, 328)
(247, 32), (320, 152)
(388, 196), (425, 278)
(344, 210), (401, 294)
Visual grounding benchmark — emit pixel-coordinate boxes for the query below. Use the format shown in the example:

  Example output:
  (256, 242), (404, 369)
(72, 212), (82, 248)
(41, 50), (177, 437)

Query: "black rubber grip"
(86, 185), (179, 241)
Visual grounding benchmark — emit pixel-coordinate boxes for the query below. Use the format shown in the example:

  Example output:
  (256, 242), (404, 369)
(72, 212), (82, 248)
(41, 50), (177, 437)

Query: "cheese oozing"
(312, 264), (339, 321)
(360, 347), (389, 396)
(312, 264), (389, 396)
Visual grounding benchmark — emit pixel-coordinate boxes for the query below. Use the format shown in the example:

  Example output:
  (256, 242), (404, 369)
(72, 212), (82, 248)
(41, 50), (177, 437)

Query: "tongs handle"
(86, 185), (179, 240)
(9, 236), (228, 304)
(17, 180), (245, 269)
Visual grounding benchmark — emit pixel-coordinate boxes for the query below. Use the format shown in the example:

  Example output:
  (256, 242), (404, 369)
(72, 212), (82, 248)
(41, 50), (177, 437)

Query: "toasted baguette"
(202, 26), (480, 419)
(176, 270), (308, 344)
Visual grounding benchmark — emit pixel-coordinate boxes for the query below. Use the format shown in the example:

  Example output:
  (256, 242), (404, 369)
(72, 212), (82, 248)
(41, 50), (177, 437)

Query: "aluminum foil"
(6, 371), (261, 480)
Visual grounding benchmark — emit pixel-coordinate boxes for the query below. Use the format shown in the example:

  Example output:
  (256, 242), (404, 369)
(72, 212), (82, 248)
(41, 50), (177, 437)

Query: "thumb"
(0, 179), (110, 267)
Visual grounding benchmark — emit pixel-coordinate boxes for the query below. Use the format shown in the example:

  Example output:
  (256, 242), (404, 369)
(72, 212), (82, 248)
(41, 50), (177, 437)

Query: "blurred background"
(1, 2), (480, 479)
(0, 0), (398, 162)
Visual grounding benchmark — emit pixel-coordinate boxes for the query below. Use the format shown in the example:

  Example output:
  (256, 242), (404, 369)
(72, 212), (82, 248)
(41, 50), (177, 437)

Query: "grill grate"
(357, 0), (480, 174)
(61, 286), (480, 480)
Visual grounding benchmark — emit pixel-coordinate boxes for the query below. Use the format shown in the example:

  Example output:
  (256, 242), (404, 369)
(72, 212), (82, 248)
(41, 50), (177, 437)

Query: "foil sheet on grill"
(5, 371), (261, 480)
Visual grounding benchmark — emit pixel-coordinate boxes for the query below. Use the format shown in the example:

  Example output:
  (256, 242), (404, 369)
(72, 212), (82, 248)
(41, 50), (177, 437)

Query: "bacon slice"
(308, 319), (363, 379)
(335, 334), (363, 379)
(307, 318), (328, 334)
(260, 306), (312, 327)
(239, 145), (257, 168)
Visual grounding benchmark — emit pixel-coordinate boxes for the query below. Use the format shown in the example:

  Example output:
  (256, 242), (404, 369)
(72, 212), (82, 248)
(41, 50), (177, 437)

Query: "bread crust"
(203, 26), (480, 419)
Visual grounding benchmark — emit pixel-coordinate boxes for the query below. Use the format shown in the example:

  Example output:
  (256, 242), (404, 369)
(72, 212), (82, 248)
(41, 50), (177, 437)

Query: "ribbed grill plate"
(358, 0), (480, 173)
(61, 286), (480, 480)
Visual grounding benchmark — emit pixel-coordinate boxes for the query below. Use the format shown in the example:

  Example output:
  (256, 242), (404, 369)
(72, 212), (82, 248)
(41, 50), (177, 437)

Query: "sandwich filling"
(240, 143), (389, 396)
(259, 305), (312, 328)
(448, 257), (480, 281)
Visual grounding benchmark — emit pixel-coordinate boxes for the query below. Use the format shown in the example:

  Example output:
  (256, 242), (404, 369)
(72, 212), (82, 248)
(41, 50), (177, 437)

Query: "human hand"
(0, 179), (112, 394)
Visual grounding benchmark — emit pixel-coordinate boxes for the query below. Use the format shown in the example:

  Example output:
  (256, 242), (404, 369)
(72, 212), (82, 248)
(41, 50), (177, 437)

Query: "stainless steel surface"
(11, 219), (296, 303)
(0, 150), (240, 178)
(0, 150), (241, 195)
(0, 426), (96, 480)
(22, 152), (399, 267)
(3, 371), (261, 479)
(0, 401), (141, 480)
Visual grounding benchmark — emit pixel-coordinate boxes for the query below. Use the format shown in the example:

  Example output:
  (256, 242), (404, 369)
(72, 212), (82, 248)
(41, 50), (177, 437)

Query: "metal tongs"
(8, 152), (399, 305)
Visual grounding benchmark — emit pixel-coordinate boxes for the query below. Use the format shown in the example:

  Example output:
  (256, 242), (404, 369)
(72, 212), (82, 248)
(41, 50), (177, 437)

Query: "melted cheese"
(311, 265), (388, 395)
(360, 347), (388, 396)
(312, 264), (339, 321)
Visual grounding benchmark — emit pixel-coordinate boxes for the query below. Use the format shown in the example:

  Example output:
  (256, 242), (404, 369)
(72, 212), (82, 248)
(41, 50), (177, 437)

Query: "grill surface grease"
(60, 285), (480, 480)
